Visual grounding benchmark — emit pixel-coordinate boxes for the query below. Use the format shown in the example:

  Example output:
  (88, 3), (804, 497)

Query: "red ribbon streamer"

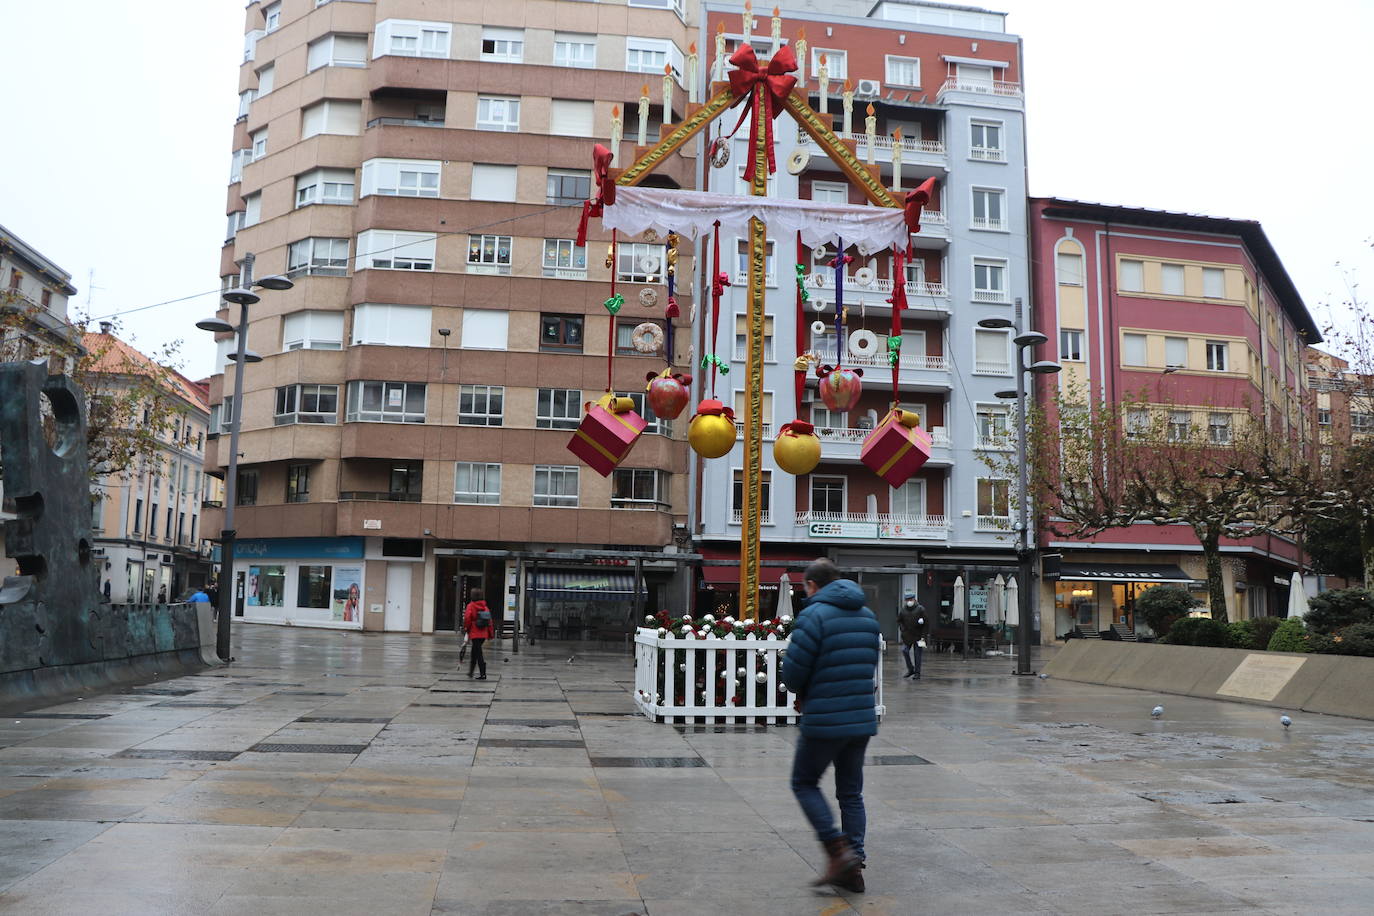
(726, 45), (798, 185)
(794, 233), (806, 417)
(904, 177), (937, 247)
(709, 223), (726, 395)
(606, 230), (617, 392)
(890, 249), (908, 405)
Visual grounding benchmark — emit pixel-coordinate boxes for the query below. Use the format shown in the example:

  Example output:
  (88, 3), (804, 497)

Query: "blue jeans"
(791, 734), (870, 861)
(901, 642), (923, 676)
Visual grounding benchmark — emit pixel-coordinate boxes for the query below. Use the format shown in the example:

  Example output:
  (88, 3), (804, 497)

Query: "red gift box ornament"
(645, 369), (692, 420)
(816, 365), (863, 411)
(860, 408), (932, 488)
(566, 393), (646, 477)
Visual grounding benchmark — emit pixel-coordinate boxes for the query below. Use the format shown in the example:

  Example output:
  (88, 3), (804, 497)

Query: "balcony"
(366, 117), (445, 129)
(730, 508), (773, 525)
(734, 421), (774, 439)
(936, 79), (1024, 109)
(971, 217), (1007, 232)
(796, 512), (949, 541)
(969, 146), (1006, 163)
(338, 491), (422, 503)
(972, 288), (1010, 304)
(975, 434), (1014, 451)
(797, 130), (947, 169)
(975, 514), (1012, 532)
(974, 361), (1013, 376)
(813, 347), (951, 389)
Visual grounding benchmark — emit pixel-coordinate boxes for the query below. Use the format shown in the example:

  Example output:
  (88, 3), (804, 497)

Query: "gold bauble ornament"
(773, 421), (822, 475)
(688, 399), (736, 459)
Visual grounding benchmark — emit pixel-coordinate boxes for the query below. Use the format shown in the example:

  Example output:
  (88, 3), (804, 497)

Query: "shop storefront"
(1051, 562), (1194, 638)
(232, 537), (366, 629)
(530, 568), (649, 640)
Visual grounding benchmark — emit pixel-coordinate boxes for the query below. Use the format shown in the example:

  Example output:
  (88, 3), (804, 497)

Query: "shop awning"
(700, 565), (780, 590)
(1056, 563), (1193, 584)
(534, 570), (641, 601)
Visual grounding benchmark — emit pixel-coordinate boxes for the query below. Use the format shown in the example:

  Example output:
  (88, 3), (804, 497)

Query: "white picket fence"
(633, 629), (885, 725)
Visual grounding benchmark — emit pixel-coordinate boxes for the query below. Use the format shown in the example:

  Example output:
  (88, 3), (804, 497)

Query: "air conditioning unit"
(855, 79), (882, 99)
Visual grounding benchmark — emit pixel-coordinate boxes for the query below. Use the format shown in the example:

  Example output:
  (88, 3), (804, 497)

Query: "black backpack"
(475, 606), (493, 627)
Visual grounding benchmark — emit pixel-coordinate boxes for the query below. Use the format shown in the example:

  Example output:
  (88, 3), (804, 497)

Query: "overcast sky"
(1, 0), (1369, 379)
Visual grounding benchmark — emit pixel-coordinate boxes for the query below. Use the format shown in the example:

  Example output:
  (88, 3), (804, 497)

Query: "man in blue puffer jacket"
(782, 558), (881, 894)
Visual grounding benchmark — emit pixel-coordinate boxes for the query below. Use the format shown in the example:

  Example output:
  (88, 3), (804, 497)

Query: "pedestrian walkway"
(0, 627), (1372, 914)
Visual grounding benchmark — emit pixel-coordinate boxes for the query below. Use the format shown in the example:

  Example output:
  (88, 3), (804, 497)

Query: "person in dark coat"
(896, 592), (929, 679)
(463, 588), (494, 680)
(782, 558), (881, 893)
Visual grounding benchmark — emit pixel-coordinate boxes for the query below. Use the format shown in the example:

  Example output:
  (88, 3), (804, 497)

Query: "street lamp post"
(196, 260), (291, 661)
(980, 298), (1060, 676)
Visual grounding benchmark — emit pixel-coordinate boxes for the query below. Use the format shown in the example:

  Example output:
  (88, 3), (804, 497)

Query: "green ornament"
(887, 335), (902, 367)
(603, 293), (625, 315)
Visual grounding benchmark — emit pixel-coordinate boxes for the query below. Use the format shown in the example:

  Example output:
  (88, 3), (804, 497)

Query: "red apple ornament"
(645, 369), (692, 420)
(816, 365), (864, 412)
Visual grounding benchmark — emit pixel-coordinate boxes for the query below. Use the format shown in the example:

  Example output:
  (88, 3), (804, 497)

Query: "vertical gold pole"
(739, 85), (770, 622)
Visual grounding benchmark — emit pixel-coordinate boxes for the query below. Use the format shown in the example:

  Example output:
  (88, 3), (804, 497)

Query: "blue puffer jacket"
(782, 579), (882, 738)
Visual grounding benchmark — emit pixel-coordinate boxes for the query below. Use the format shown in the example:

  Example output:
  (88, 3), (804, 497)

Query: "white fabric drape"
(602, 187), (906, 255)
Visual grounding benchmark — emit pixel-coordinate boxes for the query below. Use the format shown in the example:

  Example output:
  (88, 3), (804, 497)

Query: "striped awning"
(534, 570), (640, 602)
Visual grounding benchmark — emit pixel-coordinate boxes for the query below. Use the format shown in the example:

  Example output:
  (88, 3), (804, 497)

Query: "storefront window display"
(297, 566), (331, 609)
(247, 565), (286, 607)
(235, 538), (367, 629)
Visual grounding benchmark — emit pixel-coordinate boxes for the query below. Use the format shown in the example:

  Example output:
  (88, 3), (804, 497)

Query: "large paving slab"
(0, 627), (1371, 914)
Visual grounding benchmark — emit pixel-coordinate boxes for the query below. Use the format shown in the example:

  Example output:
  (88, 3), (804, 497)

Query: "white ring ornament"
(785, 148), (810, 175)
(631, 322), (665, 353)
(854, 267), (876, 287)
(638, 287), (659, 308)
(848, 329), (879, 358)
(811, 320), (827, 336)
(638, 254), (661, 274)
(811, 272), (827, 288)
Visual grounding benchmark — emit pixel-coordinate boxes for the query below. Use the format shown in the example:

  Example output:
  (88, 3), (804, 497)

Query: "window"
(971, 188), (1005, 231)
(287, 238), (349, 278)
(237, 88), (256, 119)
(354, 230), (436, 271)
(361, 158), (440, 198)
(1126, 409), (1150, 439)
(476, 96), (520, 131)
(275, 384), (339, 425)
(810, 181), (848, 204)
(1119, 259), (1144, 292)
(455, 462), (501, 505)
(540, 315), (584, 351)
(471, 164), (517, 202)
(250, 128), (268, 160)
(536, 388), (583, 429)
(976, 405), (1010, 447)
(133, 498), (144, 533)
(345, 381), (427, 423)
(972, 259), (1007, 302)
(467, 234), (512, 273)
(302, 100), (362, 137)
(885, 56), (920, 87)
(626, 37), (680, 78)
(458, 385), (504, 426)
(731, 469), (772, 524)
(1056, 251), (1083, 286)
(388, 463), (422, 500)
(242, 192), (261, 227)
(617, 320), (665, 356)
(549, 99), (595, 137)
(1202, 267), (1225, 299)
(810, 476), (846, 514)
(891, 479), (925, 517)
(294, 169), (354, 208)
(1123, 333), (1148, 366)
(617, 242), (665, 283)
(461, 309), (508, 350)
(263, 1), (281, 31)
(618, 391), (670, 436)
(226, 211), (243, 241)
(974, 328), (1009, 374)
(1165, 336), (1188, 369)
(976, 478), (1010, 523)
(554, 33), (596, 68)
(217, 395), (235, 433)
(731, 390), (774, 436)
(166, 502), (174, 539)
(1317, 409), (1331, 427)
(547, 169), (592, 206)
(307, 34), (368, 71)
(1059, 328), (1083, 361)
(612, 468), (667, 509)
(811, 405), (845, 430)
(543, 239), (587, 276)
(1353, 413), (1374, 433)
(237, 469), (259, 507)
(811, 48), (847, 79)
(534, 466), (579, 507)
(297, 566), (331, 608)
(1167, 410), (1191, 442)
(282, 309), (345, 349)
(1206, 340), (1229, 372)
(1161, 263), (1185, 296)
(629, 0), (684, 13)
(1208, 412), (1232, 444)
(352, 304), (431, 347)
(735, 239), (777, 286)
(969, 120), (1003, 160)
(481, 27), (524, 62)
(256, 63), (275, 95)
(375, 19), (451, 59)
(229, 148), (250, 184)
(286, 464), (311, 503)
(733, 314), (775, 361)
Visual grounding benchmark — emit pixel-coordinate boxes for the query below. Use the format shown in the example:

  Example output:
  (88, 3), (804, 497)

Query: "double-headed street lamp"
(196, 264), (292, 661)
(979, 300), (1060, 676)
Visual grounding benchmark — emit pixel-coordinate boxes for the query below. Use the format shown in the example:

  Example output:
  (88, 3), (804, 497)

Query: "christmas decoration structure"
(773, 419), (821, 475)
(687, 398), (735, 459)
(860, 407), (932, 488)
(645, 369), (692, 420)
(816, 364), (864, 412)
(566, 393), (646, 477)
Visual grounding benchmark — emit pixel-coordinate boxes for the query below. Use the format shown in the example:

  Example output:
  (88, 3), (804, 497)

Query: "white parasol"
(952, 576), (965, 621)
(777, 572), (795, 619)
(1286, 571), (1309, 619)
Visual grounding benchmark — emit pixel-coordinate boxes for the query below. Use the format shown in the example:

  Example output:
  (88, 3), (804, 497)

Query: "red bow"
(576, 144), (618, 246)
(712, 271), (732, 298)
(694, 398), (736, 422)
(779, 419), (816, 437)
(905, 177), (937, 235)
(726, 45), (798, 184)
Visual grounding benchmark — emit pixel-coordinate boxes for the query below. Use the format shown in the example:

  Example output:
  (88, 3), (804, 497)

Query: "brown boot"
(811, 836), (859, 887)
(833, 859), (865, 893)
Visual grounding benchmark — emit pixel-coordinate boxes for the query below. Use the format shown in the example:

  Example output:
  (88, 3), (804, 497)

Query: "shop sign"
(808, 521), (879, 539)
(235, 537), (365, 560)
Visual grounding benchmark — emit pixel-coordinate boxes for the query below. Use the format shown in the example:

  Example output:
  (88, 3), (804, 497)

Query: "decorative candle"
(842, 79), (854, 136)
(610, 105), (623, 166)
(771, 6), (782, 53)
(638, 85), (649, 147)
(714, 22), (726, 84)
(687, 42), (699, 104)
(796, 27), (807, 84)
(891, 128), (903, 190)
(818, 54), (829, 116)
(662, 64), (674, 127)
(743, 1), (752, 42)
(865, 103), (877, 165)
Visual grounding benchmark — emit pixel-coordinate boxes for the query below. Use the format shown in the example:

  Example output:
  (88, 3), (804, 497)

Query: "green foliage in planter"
(1227, 616), (1284, 651)
(1228, 619), (1256, 649)
(1266, 616), (1309, 653)
(1163, 617), (1233, 647)
(1307, 621), (1374, 657)
(1304, 588), (1374, 635)
(1135, 585), (1200, 638)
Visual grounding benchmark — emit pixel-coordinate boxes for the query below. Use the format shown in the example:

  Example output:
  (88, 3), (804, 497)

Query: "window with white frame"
(1202, 267), (1226, 299)
(1208, 412), (1232, 444)
(1059, 328), (1083, 362)
(969, 119), (1003, 160)
(352, 304), (431, 347)
(281, 309), (345, 349)
(345, 381), (427, 423)
(251, 128), (268, 160)
(263, 1), (281, 32)
(885, 56), (920, 87)
(1161, 262), (1185, 296)
(628, 0), (685, 14)
(1056, 249), (1084, 285)
(810, 476), (846, 515)
(811, 404), (845, 430)
(534, 466), (579, 507)
(256, 63), (275, 95)
(547, 169), (591, 205)
(732, 390), (774, 436)
(811, 48), (847, 79)
(467, 235), (512, 273)
(612, 468), (667, 509)
(1317, 409), (1332, 426)
(454, 462), (501, 505)
(974, 328), (1009, 374)
(458, 385), (504, 426)
(734, 313), (775, 361)
(536, 388), (583, 430)
(481, 27), (524, 62)
(242, 192), (261, 228)
(476, 96), (520, 131)
(1123, 332), (1148, 366)
(617, 242), (665, 283)
(616, 320), (664, 356)
(307, 34), (368, 71)
(731, 469), (772, 523)
(229, 148), (251, 184)
(971, 188), (1005, 231)
(1352, 412), (1374, 433)
(891, 478), (926, 517)
(302, 100), (362, 137)
(284, 238), (348, 277)
(543, 239), (587, 276)
(1167, 410), (1191, 442)
(1126, 408), (1150, 439)
(976, 478), (1010, 524)
(471, 163), (517, 202)
(375, 20), (451, 59)
(237, 89), (256, 119)
(1165, 336), (1188, 368)
(1118, 259), (1144, 292)
(275, 384), (339, 425)
(626, 37), (682, 78)
(361, 158), (440, 198)
(735, 239), (776, 285)
(810, 181), (848, 204)
(549, 99), (595, 137)
(976, 404), (1011, 447)
(295, 168), (355, 206)
(461, 309), (508, 350)
(972, 258), (1007, 302)
(554, 33), (596, 68)
(1206, 340), (1229, 371)
(354, 230), (436, 271)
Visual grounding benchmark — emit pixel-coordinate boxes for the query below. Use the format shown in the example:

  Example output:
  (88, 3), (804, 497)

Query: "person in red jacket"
(463, 588), (494, 680)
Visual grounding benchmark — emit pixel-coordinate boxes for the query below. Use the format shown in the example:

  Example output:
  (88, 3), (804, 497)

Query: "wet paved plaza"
(0, 627), (1372, 914)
